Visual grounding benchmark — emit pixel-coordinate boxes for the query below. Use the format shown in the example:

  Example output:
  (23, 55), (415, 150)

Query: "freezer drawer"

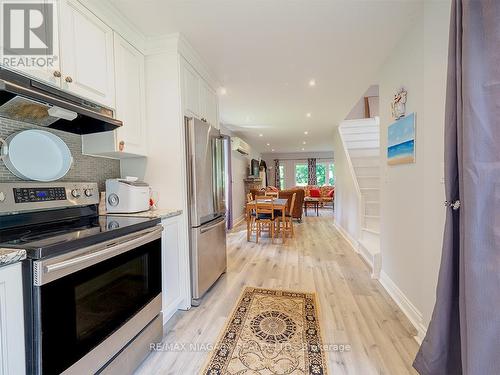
(190, 216), (227, 303)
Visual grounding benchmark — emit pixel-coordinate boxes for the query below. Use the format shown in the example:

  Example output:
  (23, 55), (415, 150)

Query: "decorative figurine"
(391, 88), (407, 120)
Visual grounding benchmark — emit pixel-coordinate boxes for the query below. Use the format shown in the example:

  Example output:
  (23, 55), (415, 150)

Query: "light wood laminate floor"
(136, 211), (419, 375)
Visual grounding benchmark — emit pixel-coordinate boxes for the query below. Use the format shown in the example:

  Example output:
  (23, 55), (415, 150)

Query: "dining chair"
(246, 192), (257, 239)
(255, 199), (276, 243)
(246, 192), (253, 203)
(283, 193), (296, 238)
(265, 191), (279, 198)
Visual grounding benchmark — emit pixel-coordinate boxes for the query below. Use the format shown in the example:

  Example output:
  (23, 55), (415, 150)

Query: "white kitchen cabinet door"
(0, 263), (26, 375)
(201, 80), (219, 128)
(113, 33), (147, 156)
(59, 0), (115, 107)
(161, 215), (189, 324)
(0, 0), (61, 87)
(181, 59), (200, 118)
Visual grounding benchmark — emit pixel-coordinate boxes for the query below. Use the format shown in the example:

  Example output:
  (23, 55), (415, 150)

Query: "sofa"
(295, 185), (335, 206)
(250, 188), (305, 221)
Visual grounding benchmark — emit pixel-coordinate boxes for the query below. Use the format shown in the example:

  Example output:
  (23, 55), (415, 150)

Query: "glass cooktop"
(0, 214), (160, 259)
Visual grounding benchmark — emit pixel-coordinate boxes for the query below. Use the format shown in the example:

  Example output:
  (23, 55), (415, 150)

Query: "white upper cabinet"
(0, 0), (61, 87)
(181, 58), (219, 128)
(113, 33), (147, 155)
(82, 32), (147, 158)
(59, 0), (115, 108)
(200, 79), (218, 128)
(181, 58), (200, 118)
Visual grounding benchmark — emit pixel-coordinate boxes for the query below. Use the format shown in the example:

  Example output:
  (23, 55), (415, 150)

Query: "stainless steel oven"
(25, 225), (163, 375)
(0, 182), (164, 374)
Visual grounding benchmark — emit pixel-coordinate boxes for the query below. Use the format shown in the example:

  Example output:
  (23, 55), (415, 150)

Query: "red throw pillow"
(327, 189), (334, 198)
(309, 188), (321, 198)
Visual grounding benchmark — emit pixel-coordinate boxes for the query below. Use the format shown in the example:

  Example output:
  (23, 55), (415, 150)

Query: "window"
(328, 163), (335, 185)
(279, 165), (285, 190)
(315, 162), (335, 186)
(295, 163), (308, 186)
(316, 163), (326, 186)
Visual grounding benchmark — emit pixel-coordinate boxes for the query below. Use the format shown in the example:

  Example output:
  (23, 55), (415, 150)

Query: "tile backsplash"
(0, 118), (120, 191)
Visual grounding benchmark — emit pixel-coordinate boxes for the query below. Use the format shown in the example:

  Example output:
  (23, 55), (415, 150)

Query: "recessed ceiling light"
(259, 133), (263, 137)
(309, 79), (316, 87)
(266, 143), (270, 146)
(306, 113), (311, 118)
(304, 131), (309, 135)
(301, 148), (305, 151)
(219, 87), (227, 95)
(271, 149), (275, 152)
(303, 141), (306, 145)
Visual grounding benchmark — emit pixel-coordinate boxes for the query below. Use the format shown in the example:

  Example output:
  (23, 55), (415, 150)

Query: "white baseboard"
(333, 221), (359, 252)
(162, 296), (185, 325)
(357, 243), (381, 279)
(379, 271), (427, 344)
(232, 214), (246, 228)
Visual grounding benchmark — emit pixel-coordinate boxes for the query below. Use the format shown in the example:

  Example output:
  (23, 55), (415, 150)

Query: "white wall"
(220, 125), (261, 224)
(345, 85), (380, 120)
(261, 151), (334, 189)
(378, 0), (450, 332)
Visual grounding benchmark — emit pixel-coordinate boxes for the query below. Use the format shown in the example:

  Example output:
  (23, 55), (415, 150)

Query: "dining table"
(245, 198), (288, 243)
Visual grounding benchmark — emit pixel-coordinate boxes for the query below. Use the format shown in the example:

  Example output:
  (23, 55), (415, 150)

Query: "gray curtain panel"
(274, 159), (280, 188)
(414, 1), (500, 374)
(307, 158), (317, 185)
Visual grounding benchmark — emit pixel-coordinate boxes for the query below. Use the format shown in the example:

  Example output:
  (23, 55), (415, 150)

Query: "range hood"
(0, 68), (122, 134)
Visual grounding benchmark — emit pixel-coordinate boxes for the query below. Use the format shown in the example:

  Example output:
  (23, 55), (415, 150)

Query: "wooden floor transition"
(136, 210), (419, 375)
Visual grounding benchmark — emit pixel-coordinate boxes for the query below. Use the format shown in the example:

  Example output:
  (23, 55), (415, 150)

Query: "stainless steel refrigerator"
(185, 117), (227, 306)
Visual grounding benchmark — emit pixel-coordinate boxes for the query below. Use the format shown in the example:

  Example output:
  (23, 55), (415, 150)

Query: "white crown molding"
(144, 33), (181, 56)
(77, 1), (220, 90)
(77, 0), (147, 53)
(379, 271), (427, 344)
(144, 33), (220, 90)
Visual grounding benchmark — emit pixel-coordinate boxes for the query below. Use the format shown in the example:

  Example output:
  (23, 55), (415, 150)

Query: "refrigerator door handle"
(212, 138), (219, 214)
(188, 154), (194, 201)
(212, 136), (225, 215)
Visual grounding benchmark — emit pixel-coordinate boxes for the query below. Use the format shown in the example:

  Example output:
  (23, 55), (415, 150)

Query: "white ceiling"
(107, 0), (423, 153)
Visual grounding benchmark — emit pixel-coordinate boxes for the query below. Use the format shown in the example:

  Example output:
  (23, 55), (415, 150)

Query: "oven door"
(29, 225), (163, 375)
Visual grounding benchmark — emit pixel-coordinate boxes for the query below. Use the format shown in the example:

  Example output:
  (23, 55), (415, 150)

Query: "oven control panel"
(0, 182), (99, 214)
(14, 187), (67, 203)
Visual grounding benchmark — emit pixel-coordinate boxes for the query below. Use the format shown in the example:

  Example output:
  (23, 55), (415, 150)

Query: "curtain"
(307, 158), (317, 185)
(274, 159), (280, 188)
(414, 1), (500, 374)
(259, 160), (268, 186)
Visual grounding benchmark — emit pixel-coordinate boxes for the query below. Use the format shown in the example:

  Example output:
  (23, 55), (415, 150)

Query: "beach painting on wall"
(387, 112), (416, 165)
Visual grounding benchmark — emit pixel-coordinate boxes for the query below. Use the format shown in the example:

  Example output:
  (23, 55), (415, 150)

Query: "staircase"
(338, 118), (381, 278)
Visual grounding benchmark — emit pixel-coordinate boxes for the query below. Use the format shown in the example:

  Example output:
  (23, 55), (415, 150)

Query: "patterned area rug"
(202, 287), (328, 375)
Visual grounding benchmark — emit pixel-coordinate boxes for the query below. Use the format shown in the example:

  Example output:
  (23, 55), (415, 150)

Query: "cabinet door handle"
(53, 70), (61, 78)
(65, 76), (73, 83)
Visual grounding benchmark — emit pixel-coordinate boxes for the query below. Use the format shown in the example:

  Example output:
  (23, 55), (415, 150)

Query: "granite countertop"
(0, 248), (26, 267)
(106, 208), (182, 220)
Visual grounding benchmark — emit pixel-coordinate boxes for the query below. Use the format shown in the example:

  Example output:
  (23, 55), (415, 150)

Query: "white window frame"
(278, 164), (286, 190)
(294, 161), (308, 186)
(316, 159), (335, 186)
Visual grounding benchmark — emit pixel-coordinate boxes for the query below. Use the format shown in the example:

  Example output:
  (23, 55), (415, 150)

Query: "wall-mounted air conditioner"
(231, 137), (250, 155)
